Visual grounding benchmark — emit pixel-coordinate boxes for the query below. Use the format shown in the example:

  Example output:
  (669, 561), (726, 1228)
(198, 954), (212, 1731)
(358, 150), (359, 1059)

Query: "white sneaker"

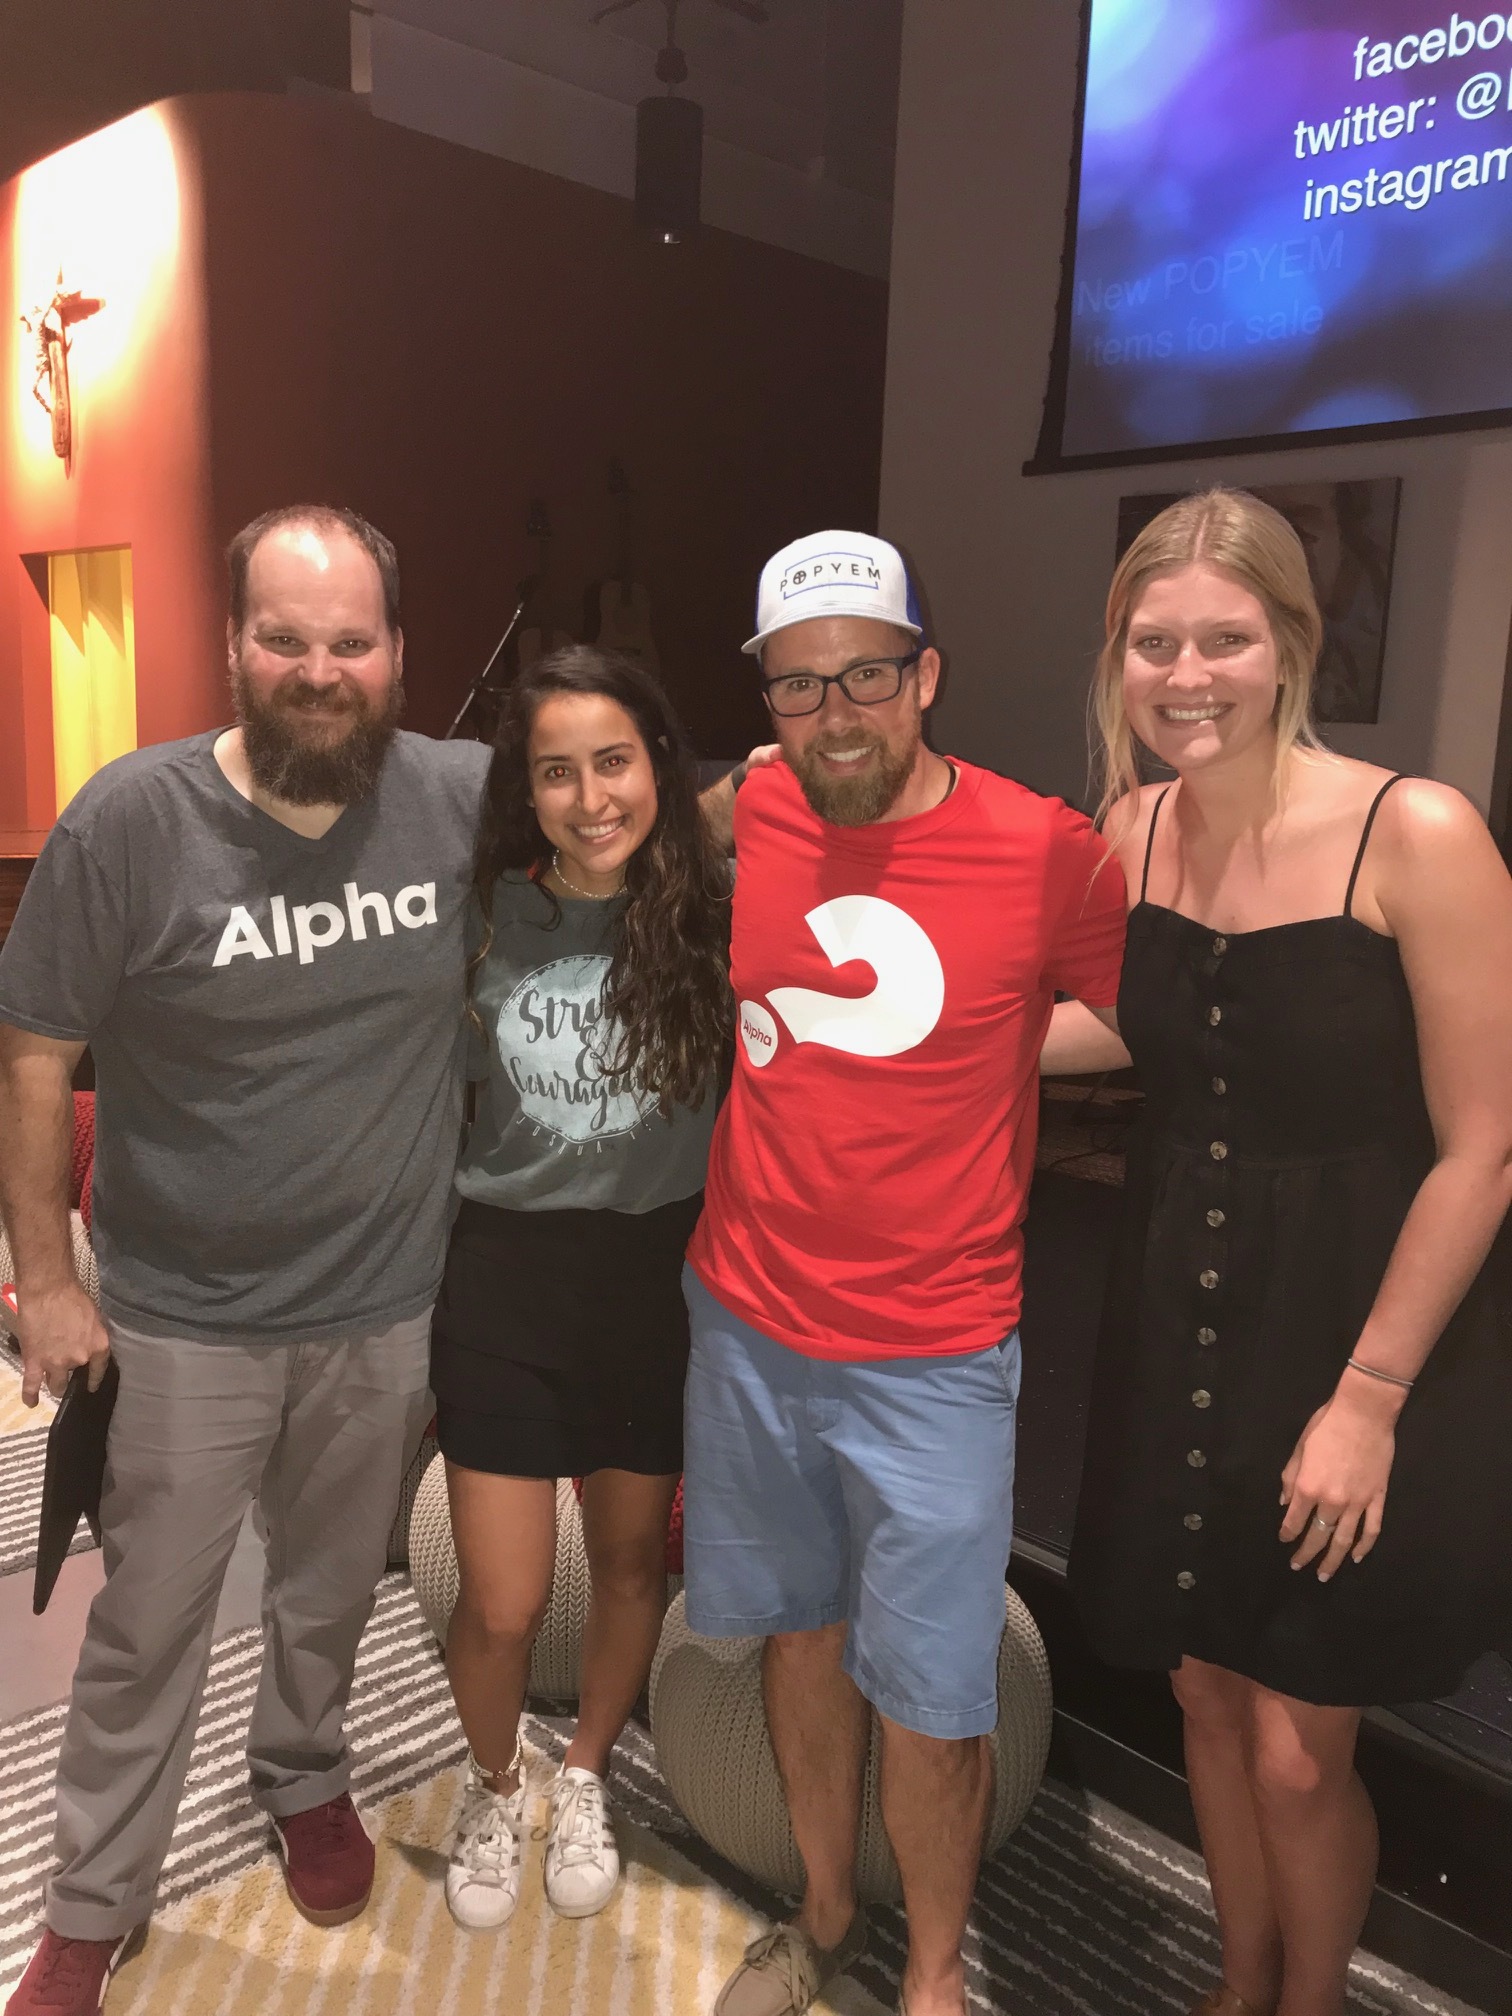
(445, 1759), (526, 1930)
(543, 1766), (620, 1917)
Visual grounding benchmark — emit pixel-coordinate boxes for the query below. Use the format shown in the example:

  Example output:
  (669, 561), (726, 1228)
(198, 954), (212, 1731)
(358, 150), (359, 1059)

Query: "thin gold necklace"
(551, 850), (625, 901)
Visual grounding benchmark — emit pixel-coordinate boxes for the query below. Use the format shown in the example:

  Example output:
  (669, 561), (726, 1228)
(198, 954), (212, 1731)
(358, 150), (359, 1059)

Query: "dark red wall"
(189, 93), (889, 758)
(0, 1), (348, 185)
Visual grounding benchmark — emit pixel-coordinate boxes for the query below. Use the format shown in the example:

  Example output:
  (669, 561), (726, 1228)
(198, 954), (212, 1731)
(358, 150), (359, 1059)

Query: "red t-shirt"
(688, 759), (1127, 1360)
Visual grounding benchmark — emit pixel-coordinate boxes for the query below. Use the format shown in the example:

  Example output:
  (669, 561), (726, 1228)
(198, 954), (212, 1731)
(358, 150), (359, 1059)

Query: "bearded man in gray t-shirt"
(0, 507), (488, 2016)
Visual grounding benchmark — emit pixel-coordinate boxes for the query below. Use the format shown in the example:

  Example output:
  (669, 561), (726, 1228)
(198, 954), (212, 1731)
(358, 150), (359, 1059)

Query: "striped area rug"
(0, 1580), (878, 2016)
(0, 1579), (455, 1988)
(0, 1427), (94, 1579)
(80, 1771), (867, 2016)
(0, 1577), (1476, 2016)
(0, 1343), (57, 1442)
(0, 1385), (52, 1441)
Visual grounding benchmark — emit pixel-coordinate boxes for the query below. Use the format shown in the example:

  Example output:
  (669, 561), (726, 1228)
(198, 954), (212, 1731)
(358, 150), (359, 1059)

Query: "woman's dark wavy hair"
(470, 645), (732, 1115)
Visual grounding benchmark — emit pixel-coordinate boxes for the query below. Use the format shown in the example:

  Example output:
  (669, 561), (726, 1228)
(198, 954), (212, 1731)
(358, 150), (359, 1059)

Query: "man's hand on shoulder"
(19, 1280), (111, 1406)
(699, 744), (784, 854)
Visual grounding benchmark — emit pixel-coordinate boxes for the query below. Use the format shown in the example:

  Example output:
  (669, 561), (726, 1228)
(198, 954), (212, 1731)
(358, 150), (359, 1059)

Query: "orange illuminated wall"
(0, 91), (888, 842)
(0, 104), (220, 845)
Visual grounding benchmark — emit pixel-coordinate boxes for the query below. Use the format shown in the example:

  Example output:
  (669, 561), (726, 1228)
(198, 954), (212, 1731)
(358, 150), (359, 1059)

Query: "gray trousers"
(45, 1312), (433, 1940)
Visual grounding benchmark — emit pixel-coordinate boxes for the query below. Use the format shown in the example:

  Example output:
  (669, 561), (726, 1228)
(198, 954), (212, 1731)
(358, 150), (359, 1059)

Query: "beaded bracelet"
(1346, 1356), (1414, 1391)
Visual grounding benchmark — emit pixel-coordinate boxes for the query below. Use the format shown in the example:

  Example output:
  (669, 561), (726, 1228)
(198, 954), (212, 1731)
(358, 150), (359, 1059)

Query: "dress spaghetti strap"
(1139, 786), (1173, 904)
(1343, 775), (1406, 920)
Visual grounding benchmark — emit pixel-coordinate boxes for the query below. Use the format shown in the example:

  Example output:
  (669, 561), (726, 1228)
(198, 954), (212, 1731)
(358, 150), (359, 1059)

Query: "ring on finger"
(1313, 1515), (1338, 1532)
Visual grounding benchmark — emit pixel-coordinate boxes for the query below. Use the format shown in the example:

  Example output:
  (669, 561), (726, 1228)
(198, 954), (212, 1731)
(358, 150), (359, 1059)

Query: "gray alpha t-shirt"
(0, 730), (490, 1339)
(456, 873), (716, 1214)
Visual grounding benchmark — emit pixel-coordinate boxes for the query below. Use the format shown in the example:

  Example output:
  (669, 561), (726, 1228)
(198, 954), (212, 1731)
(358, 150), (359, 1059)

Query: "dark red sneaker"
(4, 1925), (144, 2014)
(271, 1793), (374, 1926)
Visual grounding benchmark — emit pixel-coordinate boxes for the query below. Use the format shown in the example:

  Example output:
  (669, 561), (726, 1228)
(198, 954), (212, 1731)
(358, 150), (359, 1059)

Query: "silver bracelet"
(1346, 1356), (1414, 1391)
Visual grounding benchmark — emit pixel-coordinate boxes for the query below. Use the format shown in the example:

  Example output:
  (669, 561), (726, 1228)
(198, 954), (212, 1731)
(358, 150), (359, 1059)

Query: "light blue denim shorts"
(681, 1267), (1020, 1740)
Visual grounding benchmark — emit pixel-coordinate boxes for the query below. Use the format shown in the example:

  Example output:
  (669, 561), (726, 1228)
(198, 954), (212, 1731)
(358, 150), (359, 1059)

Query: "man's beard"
(790, 709), (921, 827)
(231, 657), (404, 807)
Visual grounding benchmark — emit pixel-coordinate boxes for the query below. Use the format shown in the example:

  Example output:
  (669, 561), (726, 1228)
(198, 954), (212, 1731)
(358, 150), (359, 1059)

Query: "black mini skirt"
(430, 1192), (702, 1478)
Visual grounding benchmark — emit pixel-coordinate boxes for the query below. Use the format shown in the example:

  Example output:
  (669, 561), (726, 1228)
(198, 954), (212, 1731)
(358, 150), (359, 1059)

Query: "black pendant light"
(592, 0), (769, 243)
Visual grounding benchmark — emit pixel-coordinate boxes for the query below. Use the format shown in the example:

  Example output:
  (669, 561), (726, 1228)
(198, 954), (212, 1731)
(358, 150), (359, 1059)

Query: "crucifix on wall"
(20, 271), (106, 474)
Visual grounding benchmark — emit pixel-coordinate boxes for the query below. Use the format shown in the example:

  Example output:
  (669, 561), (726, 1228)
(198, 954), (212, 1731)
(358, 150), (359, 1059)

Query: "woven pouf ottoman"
(647, 1587), (1052, 1903)
(407, 1459), (592, 1698)
(386, 1421), (440, 1569)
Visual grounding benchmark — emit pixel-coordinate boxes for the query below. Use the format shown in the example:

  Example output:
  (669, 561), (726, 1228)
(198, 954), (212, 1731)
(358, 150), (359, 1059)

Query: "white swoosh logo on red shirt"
(740, 896), (946, 1066)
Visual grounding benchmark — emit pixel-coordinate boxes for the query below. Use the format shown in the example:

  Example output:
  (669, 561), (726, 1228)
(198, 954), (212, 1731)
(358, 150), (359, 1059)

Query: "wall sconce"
(20, 271), (106, 474)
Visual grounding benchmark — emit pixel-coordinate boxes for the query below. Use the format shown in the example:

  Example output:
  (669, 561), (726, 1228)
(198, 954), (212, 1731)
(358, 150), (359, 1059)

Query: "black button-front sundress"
(1069, 778), (1512, 1706)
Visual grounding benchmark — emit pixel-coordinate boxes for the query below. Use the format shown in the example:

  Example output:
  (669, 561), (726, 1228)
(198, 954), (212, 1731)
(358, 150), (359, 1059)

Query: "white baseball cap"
(742, 529), (924, 657)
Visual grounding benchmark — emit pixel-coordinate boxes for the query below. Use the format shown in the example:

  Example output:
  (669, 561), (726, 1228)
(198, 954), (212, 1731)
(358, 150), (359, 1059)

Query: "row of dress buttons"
(1181, 936), (1229, 1595)
(1177, 1388), (1209, 1591)
(1201, 939), (1229, 1310)
(1185, 1421), (1210, 1586)
(1180, 1410), (1209, 1585)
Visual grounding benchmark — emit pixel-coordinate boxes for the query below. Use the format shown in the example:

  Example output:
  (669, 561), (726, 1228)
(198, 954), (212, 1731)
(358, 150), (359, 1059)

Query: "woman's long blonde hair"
(1093, 487), (1325, 838)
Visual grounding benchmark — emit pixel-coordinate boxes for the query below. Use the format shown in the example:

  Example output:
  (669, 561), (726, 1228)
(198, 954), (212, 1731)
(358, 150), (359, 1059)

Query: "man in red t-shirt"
(687, 531), (1126, 2016)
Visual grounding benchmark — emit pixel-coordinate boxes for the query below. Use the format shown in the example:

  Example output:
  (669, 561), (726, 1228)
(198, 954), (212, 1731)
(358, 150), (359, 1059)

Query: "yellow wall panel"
(49, 547), (137, 814)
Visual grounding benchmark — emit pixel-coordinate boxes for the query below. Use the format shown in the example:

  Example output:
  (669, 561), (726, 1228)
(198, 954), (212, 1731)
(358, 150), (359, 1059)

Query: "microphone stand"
(443, 580), (538, 740)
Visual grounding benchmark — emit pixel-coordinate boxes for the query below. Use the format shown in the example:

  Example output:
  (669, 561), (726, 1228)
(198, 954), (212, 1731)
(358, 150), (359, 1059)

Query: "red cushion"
(571, 1474), (684, 1574)
(70, 1093), (95, 1231)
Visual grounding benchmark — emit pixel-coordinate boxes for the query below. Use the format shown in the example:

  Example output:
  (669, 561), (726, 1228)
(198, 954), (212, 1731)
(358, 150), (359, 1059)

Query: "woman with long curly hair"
(430, 645), (732, 1933)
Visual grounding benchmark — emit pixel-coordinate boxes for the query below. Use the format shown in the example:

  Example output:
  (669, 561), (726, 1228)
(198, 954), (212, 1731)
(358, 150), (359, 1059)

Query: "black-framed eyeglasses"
(761, 652), (921, 718)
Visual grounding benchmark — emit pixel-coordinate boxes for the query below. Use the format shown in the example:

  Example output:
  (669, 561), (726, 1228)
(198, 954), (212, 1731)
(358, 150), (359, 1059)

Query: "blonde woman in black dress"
(1046, 490), (1512, 2016)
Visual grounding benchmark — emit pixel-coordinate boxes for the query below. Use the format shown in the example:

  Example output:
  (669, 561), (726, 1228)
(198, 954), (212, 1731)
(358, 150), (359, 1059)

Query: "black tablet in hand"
(33, 1356), (118, 1615)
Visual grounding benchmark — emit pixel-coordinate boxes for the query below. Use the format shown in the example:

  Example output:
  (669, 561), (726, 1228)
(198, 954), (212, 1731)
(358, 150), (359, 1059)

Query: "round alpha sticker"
(496, 955), (655, 1142)
(739, 999), (780, 1067)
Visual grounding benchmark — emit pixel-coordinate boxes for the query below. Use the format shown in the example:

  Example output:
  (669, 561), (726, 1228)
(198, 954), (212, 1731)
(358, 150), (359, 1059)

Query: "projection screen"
(1031, 0), (1512, 469)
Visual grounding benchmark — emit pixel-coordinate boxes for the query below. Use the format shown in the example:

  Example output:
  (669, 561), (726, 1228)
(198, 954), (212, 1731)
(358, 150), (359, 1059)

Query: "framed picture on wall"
(1115, 478), (1403, 725)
